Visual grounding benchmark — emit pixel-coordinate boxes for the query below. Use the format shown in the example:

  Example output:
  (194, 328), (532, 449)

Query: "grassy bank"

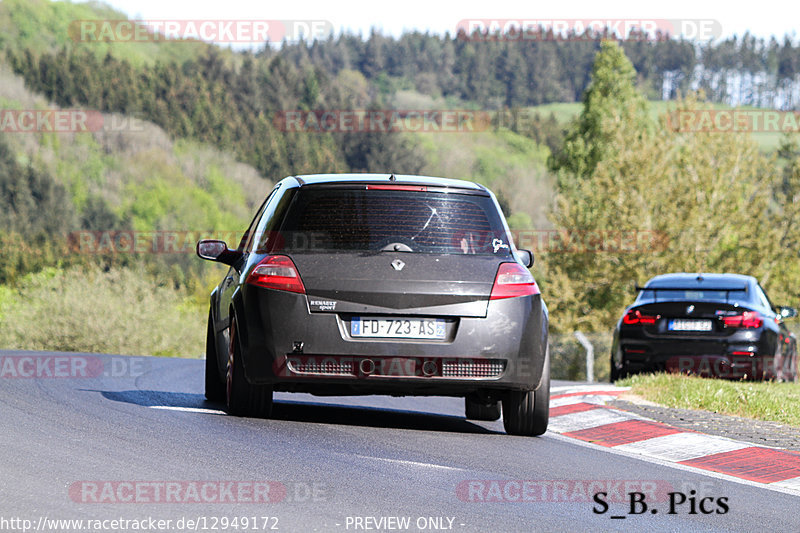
(0, 265), (205, 357)
(528, 101), (786, 152)
(617, 373), (800, 427)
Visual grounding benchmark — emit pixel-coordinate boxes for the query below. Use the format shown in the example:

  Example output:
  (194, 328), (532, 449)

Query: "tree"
(549, 41), (650, 178)
(760, 136), (800, 300)
(544, 45), (777, 334)
(0, 135), (76, 236)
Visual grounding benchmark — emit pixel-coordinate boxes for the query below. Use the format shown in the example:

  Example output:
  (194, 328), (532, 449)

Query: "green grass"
(0, 265), (205, 357)
(526, 100), (785, 153)
(617, 372), (800, 427)
(522, 102), (585, 125)
(121, 155), (250, 233)
(0, 63), (269, 359)
(0, 0), (234, 67)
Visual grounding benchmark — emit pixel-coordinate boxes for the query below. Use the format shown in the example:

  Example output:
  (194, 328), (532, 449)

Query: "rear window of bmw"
(260, 187), (512, 255)
(637, 287), (752, 305)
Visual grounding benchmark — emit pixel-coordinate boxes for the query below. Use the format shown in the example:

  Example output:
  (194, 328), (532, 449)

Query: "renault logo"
(391, 259), (405, 271)
(686, 305), (695, 315)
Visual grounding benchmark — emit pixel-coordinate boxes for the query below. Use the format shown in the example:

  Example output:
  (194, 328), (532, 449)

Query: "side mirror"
(517, 249), (534, 268)
(196, 240), (241, 266)
(777, 306), (798, 320)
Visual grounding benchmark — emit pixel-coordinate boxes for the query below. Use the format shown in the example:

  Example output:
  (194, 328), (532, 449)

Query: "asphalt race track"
(1, 351), (798, 533)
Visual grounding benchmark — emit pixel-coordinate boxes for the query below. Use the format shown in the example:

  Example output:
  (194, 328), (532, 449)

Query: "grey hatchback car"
(197, 174), (550, 436)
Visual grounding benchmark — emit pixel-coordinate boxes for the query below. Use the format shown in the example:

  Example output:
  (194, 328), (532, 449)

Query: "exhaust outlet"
(359, 358), (376, 375)
(422, 360), (438, 377)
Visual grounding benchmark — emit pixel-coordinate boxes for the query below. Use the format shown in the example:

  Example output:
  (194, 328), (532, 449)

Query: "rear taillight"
(722, 311), (763, 329)
(245, 255), (306, 294)
(622, 309), (659, 325)
(490, 262), (539, 300)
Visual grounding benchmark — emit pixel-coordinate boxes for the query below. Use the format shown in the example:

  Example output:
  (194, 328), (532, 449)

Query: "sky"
(98, 0), (797, 45)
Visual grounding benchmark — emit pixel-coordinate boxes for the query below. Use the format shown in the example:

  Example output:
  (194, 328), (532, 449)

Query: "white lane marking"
(351, 454), (468, 471)
(548, 409), (633, 433)
(613, 432), (751, 462)
(550, 394), (626, 408)
(773, 477), (800, 491)
(547, 432), (800, 498)
(550, 396), (592, 408)
(550, 385), (800, 497)
(150, 406), (226, 415)
(551, 385), (630, 395)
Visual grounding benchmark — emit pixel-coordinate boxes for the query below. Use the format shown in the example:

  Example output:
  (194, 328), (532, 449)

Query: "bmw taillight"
(246, 255), (306, 294)
(722, 311), (763, 329)
(622, 309), (659, 325)
(490, 262), (540, 300)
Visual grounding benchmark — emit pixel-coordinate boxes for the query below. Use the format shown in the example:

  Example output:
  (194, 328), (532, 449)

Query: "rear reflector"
(622, 310), (659, 325)
(490, 262), (539, 300)
(246, 255), (306, 294)
(722, 311), (763, 329)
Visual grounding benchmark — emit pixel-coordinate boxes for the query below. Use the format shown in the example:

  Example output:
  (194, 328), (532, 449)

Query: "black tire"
(787, 350), (798, 383)
(205, 310), (226, 402)
(610, 356), (621, 383)
(465, 397), (501, 421)
(775, 350), (786, 382)
(503, 346), (550, 436)
(226, 317), (273, 418)
(610, 347), (628, 382)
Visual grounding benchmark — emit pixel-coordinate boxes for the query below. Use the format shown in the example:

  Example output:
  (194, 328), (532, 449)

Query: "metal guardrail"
(573, 331), (594, 383)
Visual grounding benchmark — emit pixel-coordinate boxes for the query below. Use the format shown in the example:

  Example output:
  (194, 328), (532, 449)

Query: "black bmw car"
(611, 273), (797, 381)
(197, 174), (550, 436)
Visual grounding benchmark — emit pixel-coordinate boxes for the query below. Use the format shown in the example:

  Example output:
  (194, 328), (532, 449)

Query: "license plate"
(668, 319), (713, 332)
(351, 317), (446, 339)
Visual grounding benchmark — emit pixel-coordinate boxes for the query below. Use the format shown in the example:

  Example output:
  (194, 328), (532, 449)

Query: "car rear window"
(637, 288), (750, 304)
(263, 188), (511, 255)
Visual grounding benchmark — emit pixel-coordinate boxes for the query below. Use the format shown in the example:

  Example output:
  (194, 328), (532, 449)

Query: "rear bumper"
(616, 335), (775, 379)
(235, 286), (548, 395)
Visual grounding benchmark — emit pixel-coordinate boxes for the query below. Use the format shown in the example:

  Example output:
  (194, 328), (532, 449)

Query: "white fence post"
(574, 331), (594, 383)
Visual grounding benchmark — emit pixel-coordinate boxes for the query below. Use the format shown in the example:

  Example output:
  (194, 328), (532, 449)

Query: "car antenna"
(389, 173), (396, 181)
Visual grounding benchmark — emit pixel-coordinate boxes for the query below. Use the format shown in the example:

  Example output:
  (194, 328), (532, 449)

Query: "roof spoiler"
(635, 285), (748, 292)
